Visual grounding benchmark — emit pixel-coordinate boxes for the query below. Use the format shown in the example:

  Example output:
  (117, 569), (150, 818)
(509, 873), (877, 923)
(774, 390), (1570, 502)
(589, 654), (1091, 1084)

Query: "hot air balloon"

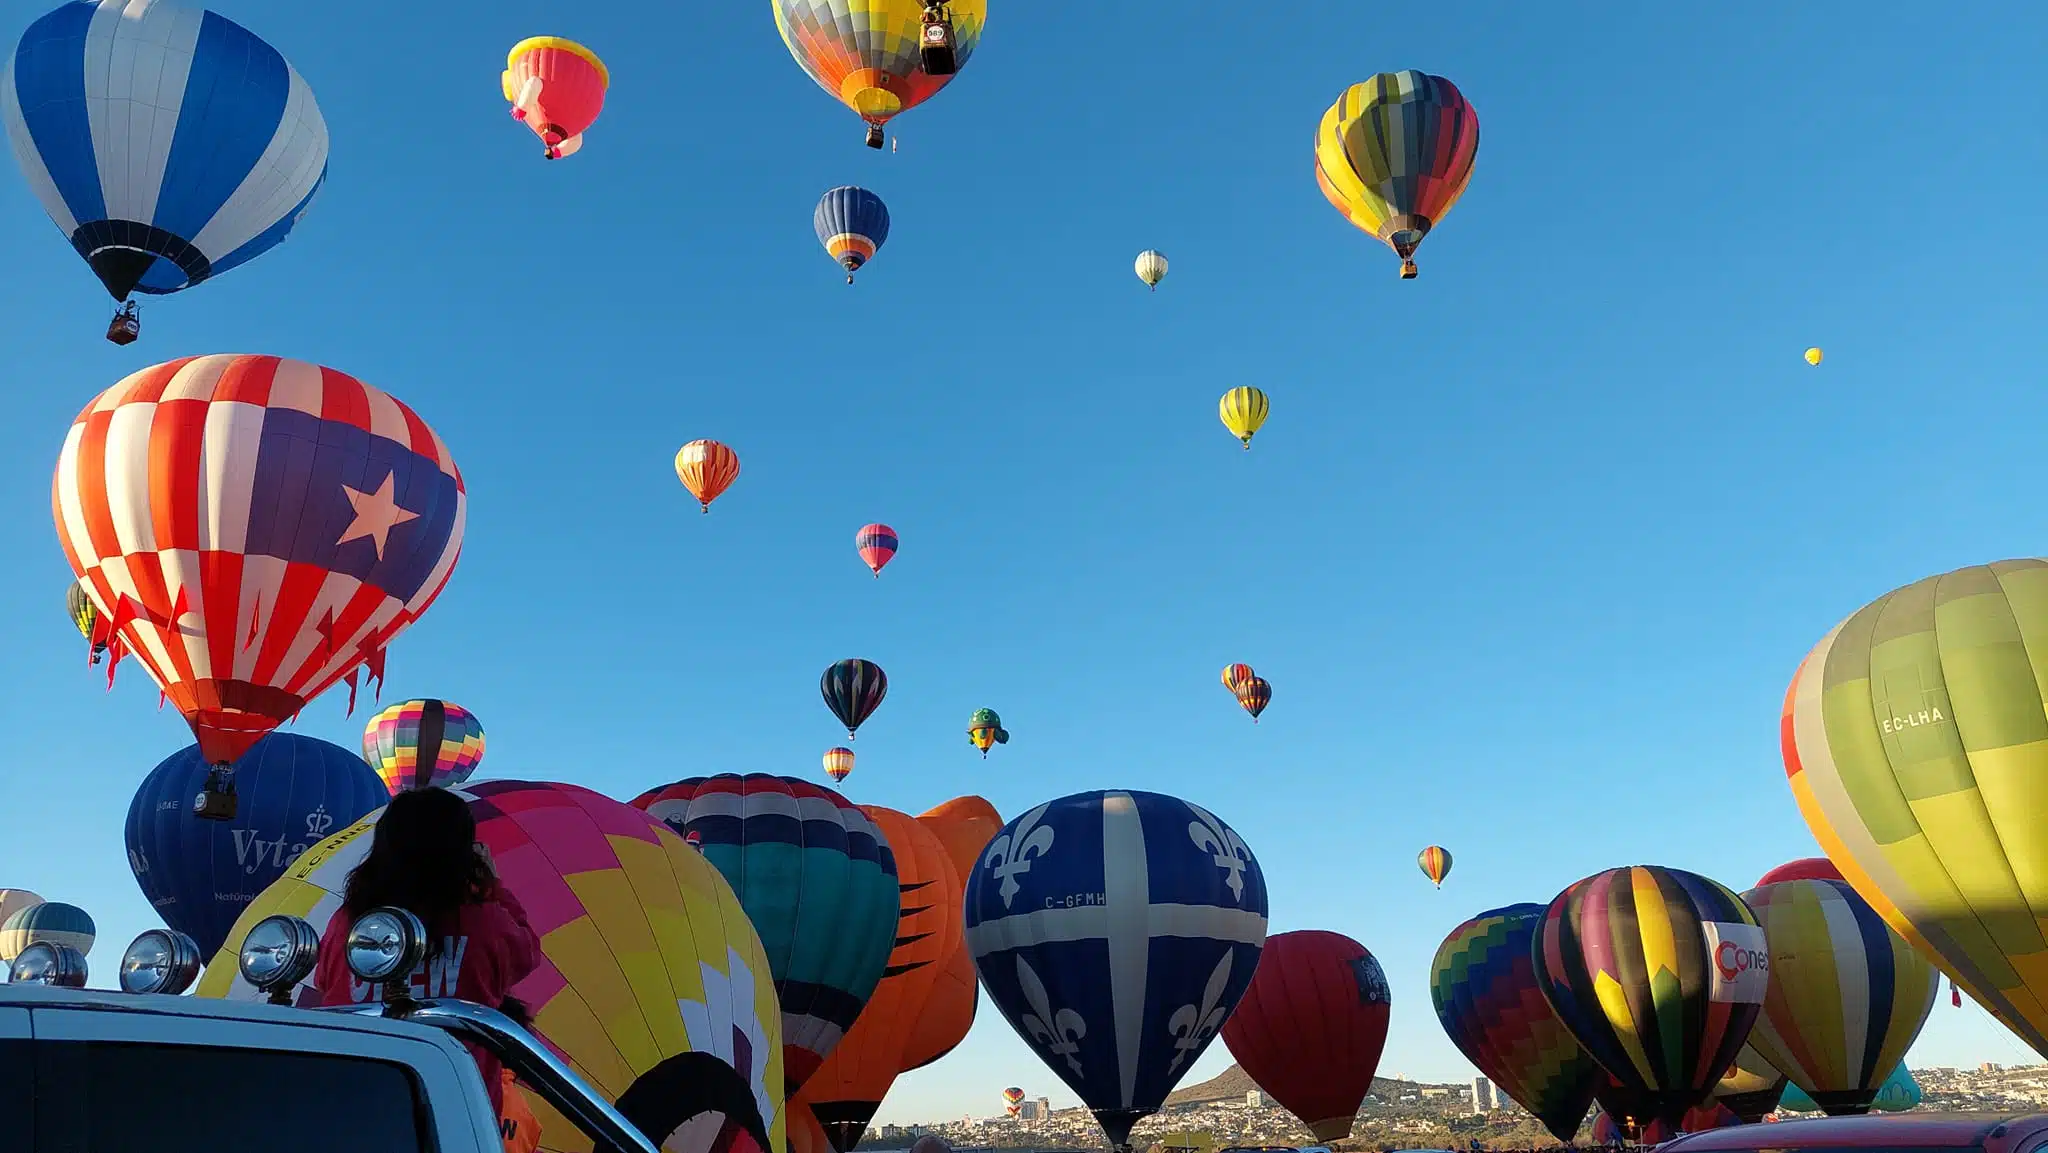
(1219, 387), (1269, 449)
(1783, 559), (2048, 1059)
(1739, 878), (1939, 1114)
(0, 901), (94, 959)
(1003, 1087), (1026, 1108)
(797, 805), (964, 1151)
(1220, 930), (1390, 1140)
(1535, 866), (1768, 1125)
(502, 37), (607, 160)
(1235, 676), (1271, 721)
(66, 578), (108, 664)
(3, 0), (330, 344)
(1135, 251), (1168, 291)
(1782, 1063), (1920, 1113)
(1805, 348), (1824, 366)
(360, 698), (486, 794)
(633, 773), (900, 1093)
(1429, 903), (1604, 1142)
(125, 733), (386, 958)
(773, 0), (985, 148)
(676, 439), (740, 512)
(1714, 1045), (1788, 1123)
(898, 796), (999, 1072)
(856, 524), (899, 577)
(0, 891), (43, 961)
(1417, 846), (1452, 887)
(788, 1100), (832, 1153)
(1757, 858), (1844, 886)
(54, 356), (465, 821)
(816, 187), (890, 284)
(964, 790), (1268, 1150)
(822, 658), (888, 739)
(823, 746), (855, 783)
(1220, 664), (1254, 695)
(968, 708), (1009, 758)
(205, 782), (788, 1153)
(1315, 72), (1479, 279)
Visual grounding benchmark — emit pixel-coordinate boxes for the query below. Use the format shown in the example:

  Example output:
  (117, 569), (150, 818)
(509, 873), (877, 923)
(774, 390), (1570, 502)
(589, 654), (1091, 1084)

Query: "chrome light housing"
(120, 928), (203, 995)
(9, 942), (89, 987)
(346, 906), (426, 986)
(239, 914), (320, 1002)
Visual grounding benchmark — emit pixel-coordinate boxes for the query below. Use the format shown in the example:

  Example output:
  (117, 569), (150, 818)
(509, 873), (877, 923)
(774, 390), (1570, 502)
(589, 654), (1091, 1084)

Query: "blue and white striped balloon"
(964, 790), (1268, 1149)
(2, 0), (329, 302)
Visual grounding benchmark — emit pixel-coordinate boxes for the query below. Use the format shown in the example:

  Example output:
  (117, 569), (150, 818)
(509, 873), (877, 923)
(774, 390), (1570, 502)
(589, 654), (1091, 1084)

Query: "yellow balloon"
(1805, 347), (1823, 366)
(1219, 387), (1269, 450)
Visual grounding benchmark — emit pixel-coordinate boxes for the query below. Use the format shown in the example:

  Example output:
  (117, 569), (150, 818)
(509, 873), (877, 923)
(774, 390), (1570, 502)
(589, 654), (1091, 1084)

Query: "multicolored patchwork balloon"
(633, 773), (900, 1094)
(198, 780), (785, 1153)
(1535, 866), (1767, 1125)
(1430, 903), (1602, 1142)
(361, 698), (487, 793)
(773, 0), (985, 146)
(964, 790), (1268, 1149)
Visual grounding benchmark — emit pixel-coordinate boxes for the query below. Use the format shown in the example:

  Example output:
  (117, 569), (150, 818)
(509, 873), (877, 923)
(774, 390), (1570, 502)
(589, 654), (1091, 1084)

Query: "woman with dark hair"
(313, 787), (542, 1114)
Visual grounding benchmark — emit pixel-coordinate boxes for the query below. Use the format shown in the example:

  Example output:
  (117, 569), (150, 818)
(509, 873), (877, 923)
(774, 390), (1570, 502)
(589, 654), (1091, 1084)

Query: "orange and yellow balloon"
(1316, 71), (1479, 279)
(676, 439), (740, 513)
(772, 0), (986, 148)
(1221, 663), (1255, 695)
(822, 747), (854, 784)
(1418, 845), (1452, 888)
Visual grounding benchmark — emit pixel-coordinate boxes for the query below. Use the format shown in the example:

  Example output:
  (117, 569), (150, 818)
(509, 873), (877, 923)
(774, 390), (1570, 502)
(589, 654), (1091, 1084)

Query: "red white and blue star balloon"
(52, 355), (465, 766)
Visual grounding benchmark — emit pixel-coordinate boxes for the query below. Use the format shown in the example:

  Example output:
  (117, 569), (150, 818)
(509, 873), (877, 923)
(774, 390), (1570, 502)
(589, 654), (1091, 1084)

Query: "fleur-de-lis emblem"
(1166, 952), (1235, 1075)
(1185, 802), (1251, 902)
(305, 804), (334, 839)
(1015, 954), (1086, 1076)
(983, 802), (1056, 909)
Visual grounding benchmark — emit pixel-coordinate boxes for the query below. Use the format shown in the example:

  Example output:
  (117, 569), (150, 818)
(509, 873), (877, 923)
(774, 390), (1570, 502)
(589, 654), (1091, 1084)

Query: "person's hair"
(342, 788), (492, 950)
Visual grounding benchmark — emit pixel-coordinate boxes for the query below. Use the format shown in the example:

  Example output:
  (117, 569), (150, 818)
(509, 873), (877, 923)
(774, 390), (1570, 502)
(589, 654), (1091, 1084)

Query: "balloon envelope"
(126, 732), (387, 956)
(963, 790), (1269, 1146)
(797, 805), (963, 1152)
(1713, 1044), (1788, 1123)
(1220, 929), (1390, 1140)
(820, 659), (888, 738)
(1739, 879), (1938, 1114)
(54, 355), (465, 765)
(0, 901), (95, 959)
(1430, 903), (1602, 1142)
(3, 0), (329, 301)
(773, 0), (984, 128)
(1757, 858), (1844, 886)
(0, 891), (42, 955)
(1781, 1063), (1920, 1112)
(634, 773), (900, 1092)
(1535, 866), (1768, 1124)
(361, 698), (486, 793)
(1783, 559), (2048, 1057)
(198, 780), (786, 1153)
(1315, 72), (1478, 267)
(814, 187), (890, 277)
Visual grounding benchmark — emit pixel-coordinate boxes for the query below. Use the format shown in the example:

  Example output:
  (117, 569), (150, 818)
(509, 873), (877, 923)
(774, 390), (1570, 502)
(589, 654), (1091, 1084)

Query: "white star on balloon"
(338, 472), (419, 559)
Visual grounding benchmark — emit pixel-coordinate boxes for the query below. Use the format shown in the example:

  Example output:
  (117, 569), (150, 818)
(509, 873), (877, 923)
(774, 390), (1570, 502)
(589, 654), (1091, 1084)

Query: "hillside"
(1163, 1064), (1451, 1107)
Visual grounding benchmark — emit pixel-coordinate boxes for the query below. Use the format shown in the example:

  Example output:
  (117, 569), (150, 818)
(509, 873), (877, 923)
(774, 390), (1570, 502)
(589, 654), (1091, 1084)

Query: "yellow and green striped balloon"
(1784, 559), (2048, 1058)
(1738, 878), (1938, 1114)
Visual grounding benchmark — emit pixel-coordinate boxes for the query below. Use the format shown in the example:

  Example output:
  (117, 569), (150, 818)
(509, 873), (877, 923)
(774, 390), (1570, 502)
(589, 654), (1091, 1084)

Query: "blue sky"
(2, 0), (2046, 1128)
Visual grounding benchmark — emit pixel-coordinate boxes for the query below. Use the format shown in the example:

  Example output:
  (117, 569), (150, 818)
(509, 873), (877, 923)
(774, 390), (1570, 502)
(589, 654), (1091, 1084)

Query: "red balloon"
(1756, 857), (1843, 886)
(1218, 930), (1390, 1141)
(1683, 1100), (1743, 1131)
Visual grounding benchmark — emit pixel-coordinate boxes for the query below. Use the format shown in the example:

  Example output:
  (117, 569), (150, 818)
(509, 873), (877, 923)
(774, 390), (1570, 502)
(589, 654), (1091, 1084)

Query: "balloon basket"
(193, 779), (239, 821)
(865, 124), (884, 149)
(1399, 260), (1419, 279)
(106, 303), (140, 346)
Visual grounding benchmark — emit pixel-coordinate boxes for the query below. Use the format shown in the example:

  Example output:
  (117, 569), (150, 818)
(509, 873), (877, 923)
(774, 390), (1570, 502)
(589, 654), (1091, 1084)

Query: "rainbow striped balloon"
(361, 698), (485, 794)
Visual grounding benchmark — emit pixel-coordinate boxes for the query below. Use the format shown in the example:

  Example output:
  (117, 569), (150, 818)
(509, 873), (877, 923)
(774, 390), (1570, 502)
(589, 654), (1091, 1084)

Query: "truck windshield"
(27, 1040), (429, 1153)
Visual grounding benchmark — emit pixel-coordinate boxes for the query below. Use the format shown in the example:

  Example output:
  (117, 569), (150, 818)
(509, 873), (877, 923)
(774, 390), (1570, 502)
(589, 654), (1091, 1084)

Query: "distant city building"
(1472, 1076), (1495, 1113)
(1037, 1097), (1050, 1117)
(1246, 1090), (1267, 1108)
(1984, 1063), (2006, 1073)
(1018, 1101), (1041, 1121)
(1421, 1087), (1449, 1098)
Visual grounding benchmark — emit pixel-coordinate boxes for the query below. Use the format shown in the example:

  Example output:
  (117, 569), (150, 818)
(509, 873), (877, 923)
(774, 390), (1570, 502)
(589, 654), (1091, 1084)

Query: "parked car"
(2, 911), (657, 1153)
(1665, 1113), (2048, 1153)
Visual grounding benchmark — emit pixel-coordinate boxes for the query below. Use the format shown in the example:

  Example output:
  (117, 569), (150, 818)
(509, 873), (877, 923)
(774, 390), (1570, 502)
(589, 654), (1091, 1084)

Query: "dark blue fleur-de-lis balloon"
(963, 790), (1269, 1149)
